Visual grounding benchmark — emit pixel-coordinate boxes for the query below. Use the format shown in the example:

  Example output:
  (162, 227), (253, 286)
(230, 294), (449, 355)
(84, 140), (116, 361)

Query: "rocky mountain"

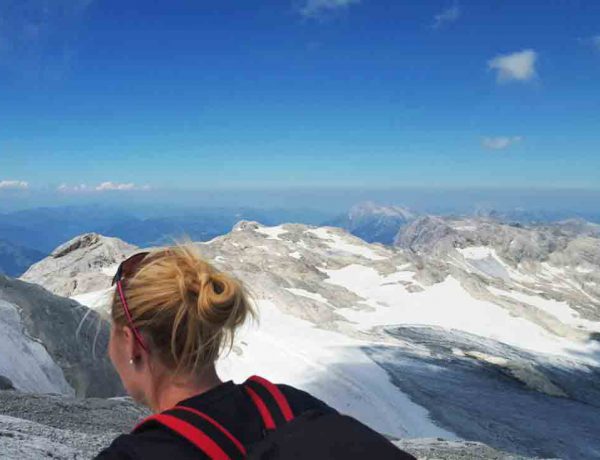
(395, 216), (600, 319)
(0, 239), (45, 277)
(23, 221), (600, 459)
(328, 201), (417, 244)
(0, 274), (123, 397)
(20, 233), (137, 298)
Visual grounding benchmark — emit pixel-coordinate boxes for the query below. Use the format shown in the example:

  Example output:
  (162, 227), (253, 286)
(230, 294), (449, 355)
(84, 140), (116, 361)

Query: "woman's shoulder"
(276, 383), (337, 416)
(94, 429), (210, 460)
(94, 434), (137, 459)
(93, 381), (335, 459)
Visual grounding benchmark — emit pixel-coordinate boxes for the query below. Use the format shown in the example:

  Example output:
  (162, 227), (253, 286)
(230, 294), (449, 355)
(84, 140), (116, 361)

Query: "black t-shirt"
(95, 381), (335, 459)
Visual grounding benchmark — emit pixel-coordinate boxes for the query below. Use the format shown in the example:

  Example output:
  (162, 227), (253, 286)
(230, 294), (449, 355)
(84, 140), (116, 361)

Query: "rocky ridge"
(20, 233), (137, 297)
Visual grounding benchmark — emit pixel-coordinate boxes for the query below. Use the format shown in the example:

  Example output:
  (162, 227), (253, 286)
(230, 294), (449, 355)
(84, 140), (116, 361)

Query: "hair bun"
(111, 243), (254, 374)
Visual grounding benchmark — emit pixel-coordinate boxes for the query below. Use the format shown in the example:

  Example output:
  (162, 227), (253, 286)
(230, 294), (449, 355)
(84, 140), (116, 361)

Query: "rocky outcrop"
(0, 275), (123, 397)
(395, 216), (600, 325)
(20, 233), (137, 297)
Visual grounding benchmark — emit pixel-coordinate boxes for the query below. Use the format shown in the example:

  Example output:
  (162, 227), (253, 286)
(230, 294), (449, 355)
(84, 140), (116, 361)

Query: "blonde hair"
(111, 244), (254, 374)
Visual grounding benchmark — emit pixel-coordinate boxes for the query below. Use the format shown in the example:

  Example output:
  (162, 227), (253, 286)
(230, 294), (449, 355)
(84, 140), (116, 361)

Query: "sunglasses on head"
(112, 252), (150, 353)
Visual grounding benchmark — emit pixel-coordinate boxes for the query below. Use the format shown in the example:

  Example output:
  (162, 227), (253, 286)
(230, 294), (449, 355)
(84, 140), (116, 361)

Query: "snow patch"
(255, 226), (288, 241)
(71, 288), (113, 316)
(101, 264), (119, 277)
(453, 225), (478, 231)
(488, 287), (600, 333)
(323, 264), (599, 360)
(307, 228), (387, 261)
(458, 246), (494, 260)
(285, 288), (331, 305)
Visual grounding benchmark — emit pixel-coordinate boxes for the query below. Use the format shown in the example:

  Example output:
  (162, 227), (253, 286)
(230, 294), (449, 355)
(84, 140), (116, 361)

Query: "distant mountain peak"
(327, 201), (418, 245)
(349, 201), (416, 221)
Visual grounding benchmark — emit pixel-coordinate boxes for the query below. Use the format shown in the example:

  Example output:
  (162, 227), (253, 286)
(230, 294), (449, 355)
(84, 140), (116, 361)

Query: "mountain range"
(5, 215), (598, 459)
(0, 239), (45, 277)
(2, 201), (599, 277)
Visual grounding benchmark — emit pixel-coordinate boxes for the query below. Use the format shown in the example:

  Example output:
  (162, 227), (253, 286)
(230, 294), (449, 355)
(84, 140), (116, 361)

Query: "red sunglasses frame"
(112, 252), (150, 353)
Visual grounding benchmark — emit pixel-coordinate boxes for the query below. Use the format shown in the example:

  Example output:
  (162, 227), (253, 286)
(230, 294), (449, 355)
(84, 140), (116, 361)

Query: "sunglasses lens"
(112, 252), (149, 285)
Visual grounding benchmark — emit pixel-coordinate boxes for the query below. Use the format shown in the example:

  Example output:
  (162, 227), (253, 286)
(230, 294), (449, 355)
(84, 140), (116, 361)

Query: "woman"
(96, 245), (412, 459)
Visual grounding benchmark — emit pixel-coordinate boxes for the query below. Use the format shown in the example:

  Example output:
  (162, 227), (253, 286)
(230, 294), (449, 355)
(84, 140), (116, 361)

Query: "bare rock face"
(0, 275), (123, 397)
(0, 375), (15, 390)
(20, 233), (137, 297)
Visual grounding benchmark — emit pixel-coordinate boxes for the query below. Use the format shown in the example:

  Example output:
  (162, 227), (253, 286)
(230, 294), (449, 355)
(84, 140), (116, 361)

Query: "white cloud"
(0, 180), (29, 190)
(300, 0), (360, 18)
(433, 4), (461, 29)
(482, 136), (522, 150)
(57, 182), (150, 193)
(57, 183), (91, 193)
(95, 181), (137, 191)
(488, 49), (537, 83)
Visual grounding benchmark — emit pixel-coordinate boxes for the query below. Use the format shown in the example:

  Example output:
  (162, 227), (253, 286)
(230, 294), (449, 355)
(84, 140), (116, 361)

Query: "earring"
(129, 358), (134, 365)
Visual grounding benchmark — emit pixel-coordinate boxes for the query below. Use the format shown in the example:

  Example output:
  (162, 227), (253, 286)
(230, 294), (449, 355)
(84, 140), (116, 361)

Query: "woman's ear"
(121, 325), (148, 365)
(121, 326), (137, 361)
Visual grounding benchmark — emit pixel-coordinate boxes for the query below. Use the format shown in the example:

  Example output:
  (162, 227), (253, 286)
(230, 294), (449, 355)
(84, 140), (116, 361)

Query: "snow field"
(323, 264), (600, 361)
(306, 228), (388, 261)
(217, 299), (454, 439)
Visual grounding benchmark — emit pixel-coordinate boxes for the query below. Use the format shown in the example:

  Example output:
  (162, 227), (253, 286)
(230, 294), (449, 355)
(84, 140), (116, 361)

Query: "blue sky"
(0, 0), (599, 200)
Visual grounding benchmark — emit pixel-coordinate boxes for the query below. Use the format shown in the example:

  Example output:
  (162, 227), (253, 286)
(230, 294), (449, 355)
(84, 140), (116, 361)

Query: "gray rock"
(0, 275), (123, 397)
(0, 392), (147, 459)
(0, 375), (14, 390)
(20, 233), (137, 297)
(393, 438), (538, 460)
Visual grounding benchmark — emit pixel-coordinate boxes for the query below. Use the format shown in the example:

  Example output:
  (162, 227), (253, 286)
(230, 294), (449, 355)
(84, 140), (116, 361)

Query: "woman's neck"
(152, 364), (223, 413)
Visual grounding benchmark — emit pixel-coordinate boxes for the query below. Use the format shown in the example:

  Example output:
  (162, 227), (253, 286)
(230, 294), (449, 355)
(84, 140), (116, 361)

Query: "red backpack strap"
(133, 406), (245, 460)
(243, 375), (294, 431)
